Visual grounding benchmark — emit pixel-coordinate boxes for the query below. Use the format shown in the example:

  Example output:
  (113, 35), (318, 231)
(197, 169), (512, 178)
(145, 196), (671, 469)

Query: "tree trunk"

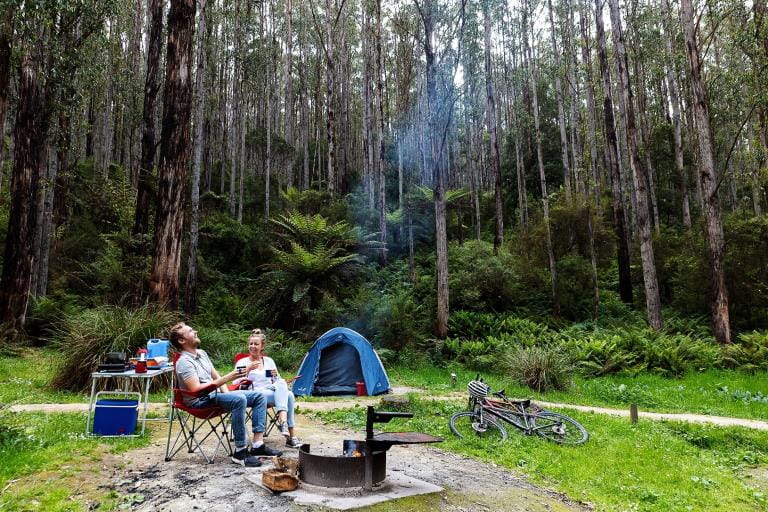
(325, 0), (337, 194)
(133, 0), (164, 244)
(284, 0), (293, 150)
(149, 0), (196, 309)
(0, 50), (45, 330)
(680, 0), (731, 344)
(662, 0), (691, 227)
(484, 0), (504, 252)
(547, 0), (572, 201)
(184, 0), (208, 315)
(526, 1), (559, 316)
(595, 0), (633, 305)
(0, 7), (13, 192)
(579, 0), (601, 205)
(36, 147), (57, 298)
(609, 0), (662, 329)
(376, 0), (387, 265)
(419, 0), (449, 338)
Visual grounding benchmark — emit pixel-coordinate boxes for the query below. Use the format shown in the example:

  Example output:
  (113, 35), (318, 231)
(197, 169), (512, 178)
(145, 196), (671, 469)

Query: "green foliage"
(198, 211), (270, 277)
(719, 331), (768, 373)
(51, 305), (176, 392)
(448, 311), (557, 345)
(367, 289), (426, 350)
(561, 327), (719, 377)
(24, 294), (83, 342)
(257, 212), (366, 329)
(447, 311), (501, 339)
(443, 336), (506, 370)
(447, 240), (527, 313)
(194, 284), (262, 328)
(565, 332), (642, 377)
(280, 187), (348, 220)
(196, 326), (308, 371)
(502, 345), (572, 392)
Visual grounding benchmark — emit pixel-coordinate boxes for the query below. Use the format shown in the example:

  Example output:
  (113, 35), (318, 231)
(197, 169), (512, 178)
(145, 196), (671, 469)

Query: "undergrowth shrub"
(51, 305), (176, 392)
(502, 345), (572, 392)
(448, 311), (557, 345)
(719, 331), (768, 373)
(25, 294), (82, 342)
(448, 240), (524, 313)
(561, 327), (718, 377)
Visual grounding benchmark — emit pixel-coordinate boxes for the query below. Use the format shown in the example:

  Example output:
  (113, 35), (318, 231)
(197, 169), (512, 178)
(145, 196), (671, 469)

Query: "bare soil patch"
(95, 413), (587, 512)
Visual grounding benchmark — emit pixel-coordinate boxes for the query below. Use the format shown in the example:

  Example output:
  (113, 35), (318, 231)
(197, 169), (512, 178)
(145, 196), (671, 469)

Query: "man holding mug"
(169, 322), (282, 467)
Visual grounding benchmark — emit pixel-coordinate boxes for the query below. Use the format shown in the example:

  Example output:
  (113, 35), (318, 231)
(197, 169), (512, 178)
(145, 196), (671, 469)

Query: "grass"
(0, 349), (88, 404)
(0, 410), (150, 511)
(390, 362), (768, 420)
(313, 397), (768, 511)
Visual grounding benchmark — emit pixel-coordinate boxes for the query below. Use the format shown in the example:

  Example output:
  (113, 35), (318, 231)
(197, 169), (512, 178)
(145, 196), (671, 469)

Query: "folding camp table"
(85, 366), (174, 437)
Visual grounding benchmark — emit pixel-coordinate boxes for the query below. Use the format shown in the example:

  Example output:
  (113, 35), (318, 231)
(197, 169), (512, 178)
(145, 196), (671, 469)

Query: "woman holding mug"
(234, 329), (301, 448)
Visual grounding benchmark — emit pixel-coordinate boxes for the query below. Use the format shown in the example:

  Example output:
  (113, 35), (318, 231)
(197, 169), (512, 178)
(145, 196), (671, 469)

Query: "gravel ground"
(103, 414), (588, 512)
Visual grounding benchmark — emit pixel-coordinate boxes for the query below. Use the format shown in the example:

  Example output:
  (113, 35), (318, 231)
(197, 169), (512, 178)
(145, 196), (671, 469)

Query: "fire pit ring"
(298, 443), (387, 488)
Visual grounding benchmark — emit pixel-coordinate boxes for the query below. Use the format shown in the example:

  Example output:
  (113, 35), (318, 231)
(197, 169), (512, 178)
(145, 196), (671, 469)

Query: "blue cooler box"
(93, 399), (139, 435)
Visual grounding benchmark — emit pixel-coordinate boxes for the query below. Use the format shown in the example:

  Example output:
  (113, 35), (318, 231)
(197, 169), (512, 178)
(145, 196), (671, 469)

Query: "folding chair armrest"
(176, 383), (218, 398)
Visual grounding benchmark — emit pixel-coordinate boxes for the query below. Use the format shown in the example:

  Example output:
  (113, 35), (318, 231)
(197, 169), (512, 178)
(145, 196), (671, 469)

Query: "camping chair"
(165, 353), (232, 464)
(228, 352), (279, 437)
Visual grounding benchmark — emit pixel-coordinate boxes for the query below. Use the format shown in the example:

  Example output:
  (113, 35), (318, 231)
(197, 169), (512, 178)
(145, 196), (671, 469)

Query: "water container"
(147, 339), (169, 360)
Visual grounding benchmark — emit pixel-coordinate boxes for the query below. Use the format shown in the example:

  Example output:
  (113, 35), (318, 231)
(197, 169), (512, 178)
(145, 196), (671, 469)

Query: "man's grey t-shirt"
(176, 350), (215, 404)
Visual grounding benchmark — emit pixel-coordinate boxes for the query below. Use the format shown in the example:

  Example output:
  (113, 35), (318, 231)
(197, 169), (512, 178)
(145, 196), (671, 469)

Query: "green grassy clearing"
(0, 410), (150, 511)
(313, 398), (768, 512)
(3, 349), (768, 424)
(392, 363), (768, 420)
(3, 350), (768, 422)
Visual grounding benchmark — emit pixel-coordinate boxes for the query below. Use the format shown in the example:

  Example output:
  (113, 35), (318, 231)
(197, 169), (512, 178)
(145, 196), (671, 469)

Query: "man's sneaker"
(286, 436), (302, 448)
(249, 443), (283, 457)
(278, 421), (290, 437)
(231, 448), (262, 467)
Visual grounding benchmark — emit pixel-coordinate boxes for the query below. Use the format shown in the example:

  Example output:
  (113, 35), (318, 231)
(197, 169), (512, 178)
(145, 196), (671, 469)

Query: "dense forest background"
(0, 0), (767, 384)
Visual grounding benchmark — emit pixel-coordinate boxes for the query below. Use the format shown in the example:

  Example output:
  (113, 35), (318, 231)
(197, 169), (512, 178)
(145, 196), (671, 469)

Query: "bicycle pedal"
(471, 422), (488, 433)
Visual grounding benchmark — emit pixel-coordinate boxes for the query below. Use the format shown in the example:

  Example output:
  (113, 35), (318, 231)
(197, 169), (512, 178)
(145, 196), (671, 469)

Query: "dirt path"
(9, 388), (768, 431)
(99, 414), (586, 512)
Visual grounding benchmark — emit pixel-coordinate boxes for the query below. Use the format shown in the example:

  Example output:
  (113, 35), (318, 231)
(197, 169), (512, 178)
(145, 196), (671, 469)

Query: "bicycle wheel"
(449, 411), (508, 441)
(533, 412), (589, 445)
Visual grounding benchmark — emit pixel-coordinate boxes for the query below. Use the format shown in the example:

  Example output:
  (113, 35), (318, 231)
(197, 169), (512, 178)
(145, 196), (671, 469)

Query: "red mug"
(135, 360), (147, 373)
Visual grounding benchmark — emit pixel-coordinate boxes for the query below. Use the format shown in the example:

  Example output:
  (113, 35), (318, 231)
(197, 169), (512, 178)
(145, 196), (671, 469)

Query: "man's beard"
(193, 338), (201, 348)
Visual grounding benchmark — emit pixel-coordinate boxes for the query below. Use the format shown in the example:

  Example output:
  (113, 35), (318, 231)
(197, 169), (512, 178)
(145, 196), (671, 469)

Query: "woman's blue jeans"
(190, 390), (266, 449)
(256, 381), (296, 428)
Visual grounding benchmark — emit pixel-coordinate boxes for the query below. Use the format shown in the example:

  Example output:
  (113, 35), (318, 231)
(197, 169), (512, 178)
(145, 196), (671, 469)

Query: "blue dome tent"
(293, 327), (390, 397)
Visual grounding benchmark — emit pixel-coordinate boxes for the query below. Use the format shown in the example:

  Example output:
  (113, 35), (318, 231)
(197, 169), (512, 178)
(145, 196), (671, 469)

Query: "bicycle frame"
(474, 397), (560, 435)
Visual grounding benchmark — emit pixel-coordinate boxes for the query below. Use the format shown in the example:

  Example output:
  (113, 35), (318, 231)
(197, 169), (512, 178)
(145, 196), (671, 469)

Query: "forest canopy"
(0, 0), (766, 370)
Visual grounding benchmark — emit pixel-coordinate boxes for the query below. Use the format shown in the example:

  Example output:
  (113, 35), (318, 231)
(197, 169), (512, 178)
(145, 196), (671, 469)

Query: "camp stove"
(298, 406), (442, 490)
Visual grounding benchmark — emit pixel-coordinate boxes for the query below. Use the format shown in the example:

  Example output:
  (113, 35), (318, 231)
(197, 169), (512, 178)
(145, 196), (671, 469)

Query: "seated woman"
(234, 329), (301, 448)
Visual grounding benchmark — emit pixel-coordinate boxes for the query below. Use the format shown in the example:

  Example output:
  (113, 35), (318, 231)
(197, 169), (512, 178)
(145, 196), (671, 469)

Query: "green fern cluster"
(719, 331), (768, 373)
(257, 212), (371, 329)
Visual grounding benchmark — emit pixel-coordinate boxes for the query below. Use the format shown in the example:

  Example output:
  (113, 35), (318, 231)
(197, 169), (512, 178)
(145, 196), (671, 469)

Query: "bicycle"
(449, 378), (589, 445)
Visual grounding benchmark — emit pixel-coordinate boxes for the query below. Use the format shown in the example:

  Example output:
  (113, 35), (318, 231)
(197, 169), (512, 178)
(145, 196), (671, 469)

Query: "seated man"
(170, 322), (282, 467)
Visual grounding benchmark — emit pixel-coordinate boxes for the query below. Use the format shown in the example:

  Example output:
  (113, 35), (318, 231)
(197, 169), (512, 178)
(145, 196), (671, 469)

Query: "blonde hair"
(249, 328), (266, 343)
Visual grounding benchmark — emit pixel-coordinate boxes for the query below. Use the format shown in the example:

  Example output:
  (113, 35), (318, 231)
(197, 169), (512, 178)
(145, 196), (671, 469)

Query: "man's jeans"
(190, 390), (266, 449)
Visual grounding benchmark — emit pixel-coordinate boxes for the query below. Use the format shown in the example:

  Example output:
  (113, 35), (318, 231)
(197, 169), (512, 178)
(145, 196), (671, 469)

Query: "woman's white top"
(234, 355), (278, 389)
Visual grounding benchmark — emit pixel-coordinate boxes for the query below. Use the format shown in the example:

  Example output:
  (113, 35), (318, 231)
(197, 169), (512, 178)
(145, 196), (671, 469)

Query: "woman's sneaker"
(231, 448), (262, 467)
(286, 436), (302, 448)
(278, 421), (290, 437)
